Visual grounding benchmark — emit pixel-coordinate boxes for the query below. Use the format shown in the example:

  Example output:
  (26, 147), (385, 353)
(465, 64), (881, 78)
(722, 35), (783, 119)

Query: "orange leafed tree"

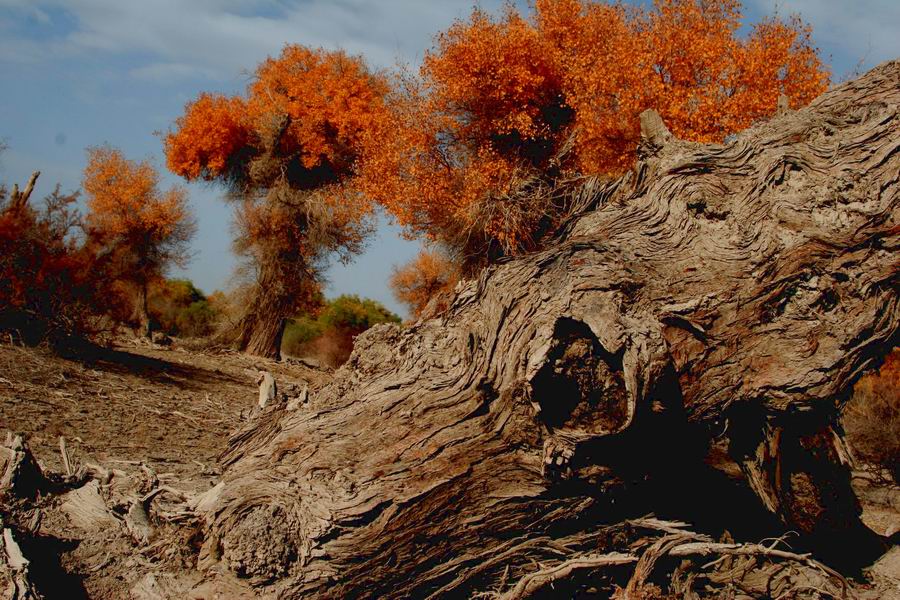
(165, 45), (389, 358)
(359, 0), (829, 273)
(357, 6), (569, 267)
(538, 0), (828, 171)
(0, 174), (128, 344)
(83, 146), (195, 336)
(390, 249), (458, 319)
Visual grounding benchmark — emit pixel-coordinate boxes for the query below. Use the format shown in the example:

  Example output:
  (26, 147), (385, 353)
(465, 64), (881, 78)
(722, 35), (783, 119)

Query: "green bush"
(148, 278), (223, 338)
(175, 299), (220, 337)
(320, 295), (401, 332)
(282, 315), (323, 349)
(282, 295), (400, 366)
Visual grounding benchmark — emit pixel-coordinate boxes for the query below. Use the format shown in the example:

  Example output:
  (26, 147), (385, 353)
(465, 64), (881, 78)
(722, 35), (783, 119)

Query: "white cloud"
(130, 62), (218, 83)
(12, 0), (893, 85)
(1, 0), (509, 83)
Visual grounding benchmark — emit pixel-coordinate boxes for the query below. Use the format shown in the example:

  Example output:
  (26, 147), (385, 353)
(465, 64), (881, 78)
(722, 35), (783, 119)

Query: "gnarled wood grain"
(201, 61), (899, 598)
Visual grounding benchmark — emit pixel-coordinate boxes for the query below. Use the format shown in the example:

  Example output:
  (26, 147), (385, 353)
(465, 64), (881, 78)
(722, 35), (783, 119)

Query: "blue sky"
(1, 0), (898, 317)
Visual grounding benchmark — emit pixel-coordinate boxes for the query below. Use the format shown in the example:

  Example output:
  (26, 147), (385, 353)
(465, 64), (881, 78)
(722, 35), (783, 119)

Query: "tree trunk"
(199, 61), (899, 597)
(135, 281), (151, 339)
(234, 259), (291, 360)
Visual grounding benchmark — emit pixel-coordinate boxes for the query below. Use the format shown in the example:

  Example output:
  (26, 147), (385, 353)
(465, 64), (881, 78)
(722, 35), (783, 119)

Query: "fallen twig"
(499, 553), (638, 599)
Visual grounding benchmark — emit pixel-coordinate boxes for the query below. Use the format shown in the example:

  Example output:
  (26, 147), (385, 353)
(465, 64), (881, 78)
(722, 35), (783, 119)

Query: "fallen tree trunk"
(201, 61), (899, 597)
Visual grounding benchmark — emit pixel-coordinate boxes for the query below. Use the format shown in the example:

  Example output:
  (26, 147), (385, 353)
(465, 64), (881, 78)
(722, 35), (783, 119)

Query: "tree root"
(498, 553), (638, 599)
(497, 518), (853, 600)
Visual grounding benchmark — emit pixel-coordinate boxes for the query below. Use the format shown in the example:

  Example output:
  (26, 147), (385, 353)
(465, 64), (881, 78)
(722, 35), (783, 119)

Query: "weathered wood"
(1, 525), (43, 599)
(125, 501), (153, 544)
(232, 259), (294, 360)
(639, 108), (673, 149)
(7, 172), (40, 213)
(200, 61), (900, 597)
(501, 552), (638, 599)
(0, 436), (47, 500)
(59, 481), (118, 531)
(58, 437), (71, 477)
(2, 529), (27, 572)
(256, 372), (276, 409)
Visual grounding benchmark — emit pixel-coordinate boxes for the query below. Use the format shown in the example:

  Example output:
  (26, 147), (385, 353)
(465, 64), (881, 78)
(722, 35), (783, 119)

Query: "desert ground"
(0, 338), (329, 597)
(1, 337), (898, 598)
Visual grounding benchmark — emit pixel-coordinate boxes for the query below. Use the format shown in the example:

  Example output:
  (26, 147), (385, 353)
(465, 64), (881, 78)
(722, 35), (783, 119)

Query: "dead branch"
(499, 553), (638, 600)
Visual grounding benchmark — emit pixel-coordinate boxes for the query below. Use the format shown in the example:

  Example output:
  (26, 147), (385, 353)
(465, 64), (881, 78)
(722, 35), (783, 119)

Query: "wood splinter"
(59, 436), (72, 477)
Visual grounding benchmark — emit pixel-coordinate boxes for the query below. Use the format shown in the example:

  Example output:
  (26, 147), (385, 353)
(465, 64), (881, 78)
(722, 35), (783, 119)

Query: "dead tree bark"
(1, 524), (44, 600)
(233, 258), (292, 360)
(199, 61), (899, 597)
(135, 281), (151, 339)
(7, 172), (40, 214)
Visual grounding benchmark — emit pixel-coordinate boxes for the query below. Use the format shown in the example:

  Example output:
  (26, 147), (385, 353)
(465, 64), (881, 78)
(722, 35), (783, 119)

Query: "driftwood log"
(199, 61), (899, 597)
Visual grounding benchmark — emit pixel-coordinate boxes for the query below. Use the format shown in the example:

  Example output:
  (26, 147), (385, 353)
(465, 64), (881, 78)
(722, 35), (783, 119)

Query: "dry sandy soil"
(0, 339), (327, 483)
(1, 338), (897, 598)
(0, 337), (327, 598)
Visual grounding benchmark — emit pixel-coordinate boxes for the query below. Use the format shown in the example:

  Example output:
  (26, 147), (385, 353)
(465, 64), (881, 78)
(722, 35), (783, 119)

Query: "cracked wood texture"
(200, 61), (899, 598)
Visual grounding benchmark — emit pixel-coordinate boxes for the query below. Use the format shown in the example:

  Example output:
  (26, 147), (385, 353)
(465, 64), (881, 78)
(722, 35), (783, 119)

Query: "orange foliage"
(844, 348), (900, 481)
(85, 146), (192, 242)
(356, 8), (567, 253)
(540, 0), (828, 171)
(0, 184), (127, 343)
(358, 0), (829, 262)
(166, 46), (388, 194)
(390, 250), (459, 318)
(165, 45), (389, 270)
(83, 146), (194, 331)
(163, 94), (248, 181)
(247, 46), (390, 173)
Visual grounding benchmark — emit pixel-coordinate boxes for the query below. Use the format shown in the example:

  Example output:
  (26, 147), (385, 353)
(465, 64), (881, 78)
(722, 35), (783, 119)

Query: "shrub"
(0, 181), (126, 346)
(843, 348), (900, 482)
(319, 295), (401, 333)
(281, 315), (323, 351)
(147, 278), (223, 338)
(282, 295), (401, 367)
(390, 250), (458, 319)
(177, 300), (220, 338)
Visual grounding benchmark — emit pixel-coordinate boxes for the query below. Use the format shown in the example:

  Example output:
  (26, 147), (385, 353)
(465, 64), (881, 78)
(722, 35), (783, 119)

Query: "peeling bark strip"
(203, 62), (899, 597)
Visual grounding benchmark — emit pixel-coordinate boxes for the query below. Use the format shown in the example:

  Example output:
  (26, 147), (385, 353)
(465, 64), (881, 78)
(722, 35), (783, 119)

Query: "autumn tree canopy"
(389, 249), (458, 319)
(83, 146), (195, 336)
(166, 2), (829, 337)
(358, 0), (829, 271)
(165, 45), (389, 358)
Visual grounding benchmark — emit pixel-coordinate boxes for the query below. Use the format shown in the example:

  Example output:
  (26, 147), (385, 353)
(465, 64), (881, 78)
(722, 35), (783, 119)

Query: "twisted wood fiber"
(201, 61), (899, 598)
